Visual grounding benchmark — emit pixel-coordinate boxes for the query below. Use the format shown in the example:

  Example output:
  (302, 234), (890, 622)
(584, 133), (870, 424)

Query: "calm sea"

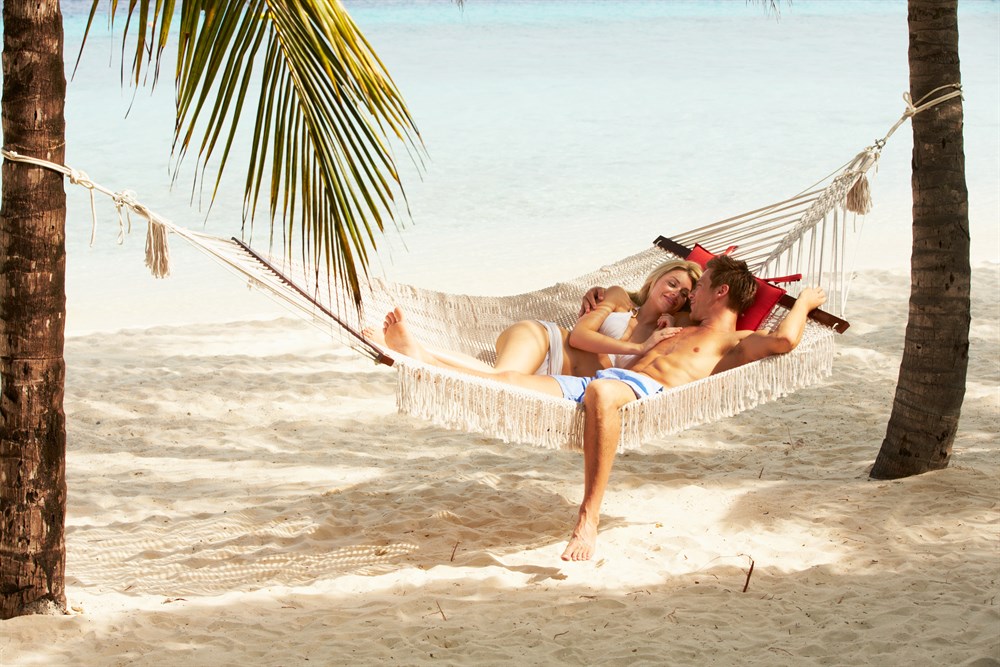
(37, 1), (1000, 332)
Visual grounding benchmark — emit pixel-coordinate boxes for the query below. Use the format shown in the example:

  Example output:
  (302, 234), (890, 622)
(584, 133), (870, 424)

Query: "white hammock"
(181, 230), (844, 452)
(0, 154), (868, 452)
(137, 141), (865, 451)
(3, 87), (962, 451)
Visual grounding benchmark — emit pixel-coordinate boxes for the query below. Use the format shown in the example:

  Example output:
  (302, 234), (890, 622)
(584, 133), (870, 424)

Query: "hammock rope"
(0, 87), (963, 450)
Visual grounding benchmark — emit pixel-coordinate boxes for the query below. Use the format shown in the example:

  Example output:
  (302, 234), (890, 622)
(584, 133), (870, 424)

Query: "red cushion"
(736, 281), (785, 331)
(685, 244), (787, 331)
(687, 243), (716, 269)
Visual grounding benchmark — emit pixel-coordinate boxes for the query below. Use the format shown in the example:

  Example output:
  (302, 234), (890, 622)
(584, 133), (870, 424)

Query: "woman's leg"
(431, 319), (553, 375)
(380, 317), (555, 376)
(493, 320), (555, 374)
(365, 316), (498, 373)
(381, 308), (565, 398)
(420, 347), (497, 373)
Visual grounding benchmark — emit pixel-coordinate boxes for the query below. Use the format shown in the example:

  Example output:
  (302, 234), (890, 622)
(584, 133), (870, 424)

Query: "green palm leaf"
(83, 0), (426, 306)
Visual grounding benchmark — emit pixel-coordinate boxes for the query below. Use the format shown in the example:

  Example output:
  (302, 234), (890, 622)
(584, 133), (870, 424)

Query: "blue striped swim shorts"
(551, 367), (664, 404)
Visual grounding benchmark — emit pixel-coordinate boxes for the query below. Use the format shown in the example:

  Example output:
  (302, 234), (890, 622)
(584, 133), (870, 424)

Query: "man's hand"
(797, 287), (827, 311)
(578, 286), (607, 317)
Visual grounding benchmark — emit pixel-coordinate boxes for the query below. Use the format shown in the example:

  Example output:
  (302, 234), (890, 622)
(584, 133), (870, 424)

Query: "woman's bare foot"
(361, 325), (385, 346)
(381, 307), (428, 361)
(560, 513), (598, 561)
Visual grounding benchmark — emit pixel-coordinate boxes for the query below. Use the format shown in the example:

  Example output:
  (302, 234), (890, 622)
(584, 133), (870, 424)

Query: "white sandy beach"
(2, 1), (997, 664)
(1, 264), (997, 666)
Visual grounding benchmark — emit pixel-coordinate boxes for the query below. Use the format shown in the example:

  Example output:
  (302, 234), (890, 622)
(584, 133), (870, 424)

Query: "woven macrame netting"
(216, 240), (835, 452)
(387, 278), (835, 452)
(176, 135), (872, 453)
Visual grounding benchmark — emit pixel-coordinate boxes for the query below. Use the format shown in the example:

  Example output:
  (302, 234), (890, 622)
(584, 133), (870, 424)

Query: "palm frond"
(746, 0), (787, 18)
(82, 0), (425, 306)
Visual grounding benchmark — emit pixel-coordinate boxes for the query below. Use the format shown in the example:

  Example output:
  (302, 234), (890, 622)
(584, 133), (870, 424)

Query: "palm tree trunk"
(0, 0), (68, 617)
(870, 0), (970, 480)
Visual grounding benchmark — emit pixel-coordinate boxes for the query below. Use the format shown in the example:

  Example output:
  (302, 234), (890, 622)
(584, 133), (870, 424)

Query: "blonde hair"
(629, 260), (702, 308)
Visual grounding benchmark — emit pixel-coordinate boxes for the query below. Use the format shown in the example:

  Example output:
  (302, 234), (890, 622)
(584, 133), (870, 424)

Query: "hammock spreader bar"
(230, 237), (396, 367)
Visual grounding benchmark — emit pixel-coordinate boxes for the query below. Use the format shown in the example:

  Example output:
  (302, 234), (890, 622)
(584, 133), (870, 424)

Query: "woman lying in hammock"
(369, 259), (702, 378)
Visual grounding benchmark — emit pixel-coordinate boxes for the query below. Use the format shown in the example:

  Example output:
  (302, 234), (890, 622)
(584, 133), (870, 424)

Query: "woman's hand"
(640, 326), (683, 354)
(578, 286), (607, 317)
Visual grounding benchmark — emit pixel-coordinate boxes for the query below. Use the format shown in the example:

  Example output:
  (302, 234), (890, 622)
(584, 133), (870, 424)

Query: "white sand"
(2, 265), (998, 666)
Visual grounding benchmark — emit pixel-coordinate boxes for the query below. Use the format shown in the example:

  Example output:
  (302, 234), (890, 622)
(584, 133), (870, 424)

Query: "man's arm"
(713, 287), (827, 373)
(578, 286), (607, 317)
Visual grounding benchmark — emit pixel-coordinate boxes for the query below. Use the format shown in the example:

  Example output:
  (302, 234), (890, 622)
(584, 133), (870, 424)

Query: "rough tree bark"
(870, 0), (970, 479)
(0, 0), (69, 617)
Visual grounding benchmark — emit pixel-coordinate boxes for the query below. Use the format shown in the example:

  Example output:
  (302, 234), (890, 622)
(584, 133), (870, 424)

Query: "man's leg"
(381, 308), (565, 398)
(561, 378), (636, 561)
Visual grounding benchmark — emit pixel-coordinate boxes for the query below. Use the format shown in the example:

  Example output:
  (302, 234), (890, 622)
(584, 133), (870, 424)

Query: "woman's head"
(631, 260), (702, 313)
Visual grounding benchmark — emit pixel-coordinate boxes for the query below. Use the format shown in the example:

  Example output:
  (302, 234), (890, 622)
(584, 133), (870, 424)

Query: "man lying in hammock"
(379, 255), (826, 561)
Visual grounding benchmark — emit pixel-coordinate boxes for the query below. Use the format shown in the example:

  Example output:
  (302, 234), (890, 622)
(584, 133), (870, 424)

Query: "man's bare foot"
(560, 514), (598, 561)
(381, 307), (428, 361)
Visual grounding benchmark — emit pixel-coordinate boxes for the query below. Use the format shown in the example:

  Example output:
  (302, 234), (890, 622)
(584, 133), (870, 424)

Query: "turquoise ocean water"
(31, 1), (1000, 332)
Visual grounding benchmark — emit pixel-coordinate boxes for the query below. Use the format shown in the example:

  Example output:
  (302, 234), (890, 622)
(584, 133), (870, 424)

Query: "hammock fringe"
(846, 173), (873, 214)
(145, 220), (171, 278)
(396, 317), (835, 452)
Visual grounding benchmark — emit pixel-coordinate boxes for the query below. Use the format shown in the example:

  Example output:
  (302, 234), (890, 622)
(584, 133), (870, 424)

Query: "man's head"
(689, 255), (758, 320)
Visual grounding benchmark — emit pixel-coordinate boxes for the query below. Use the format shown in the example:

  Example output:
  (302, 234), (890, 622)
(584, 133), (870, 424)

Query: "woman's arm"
(568, 286), (665, 356)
